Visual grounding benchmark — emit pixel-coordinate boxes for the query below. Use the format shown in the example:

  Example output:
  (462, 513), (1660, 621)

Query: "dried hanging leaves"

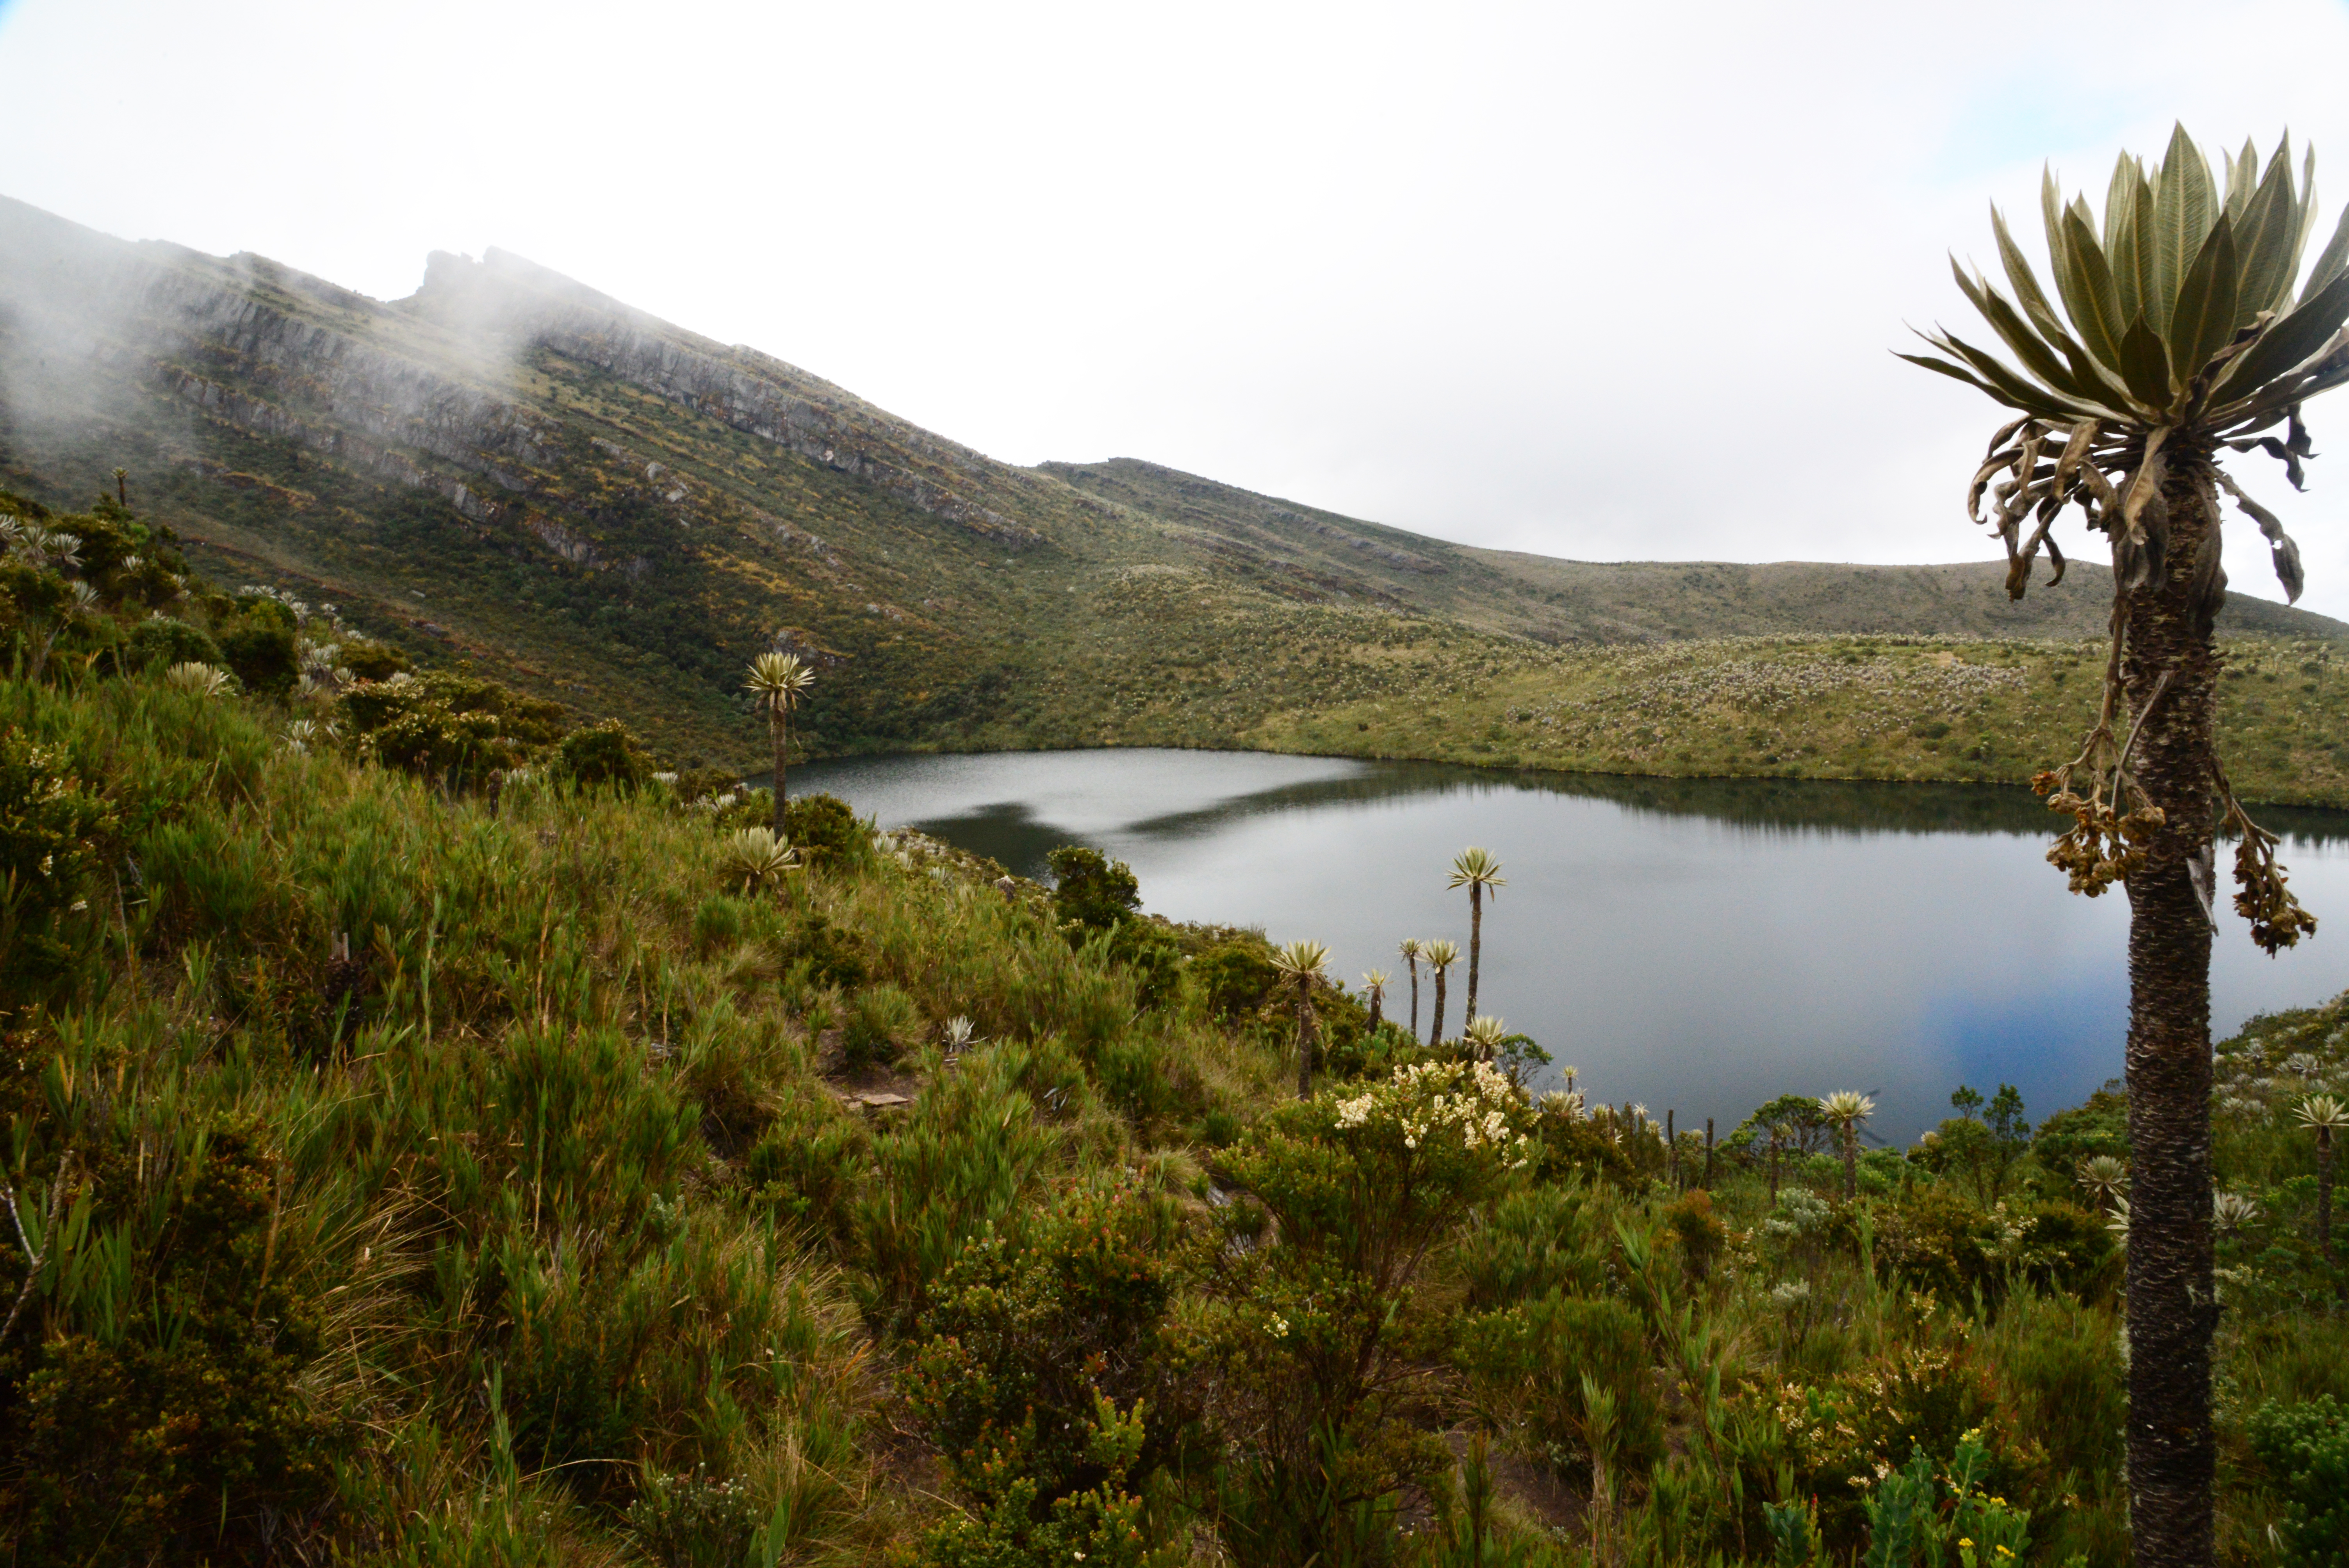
(1909, 126), (2349, 951)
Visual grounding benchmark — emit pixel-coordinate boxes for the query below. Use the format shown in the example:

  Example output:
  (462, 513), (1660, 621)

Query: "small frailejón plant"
(745, 650), (816, 828)
(1819, 1090), (1874, 1201)
(1447, 847), (1506, 1025)
(1397, 938), (1424, 1038)
(2077, 1153), (2130, 1215)
(2297, 1094), (2348, 1282)
(1462, 1014), (1509, 1065)
(1422, 939), (1460, 1048)
(2213, 1190), (2262, 1238)
(720, 826), (800, 896)
(1361, 969), (1388, 1032)
(1905, 124), (2349, 1561)
(164, 660), (232, 697)
(1270, 938), (1330, 1100)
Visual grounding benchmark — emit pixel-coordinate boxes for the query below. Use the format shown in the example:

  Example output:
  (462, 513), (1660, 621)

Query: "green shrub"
(2001, 1198), (2117, 1299)
(217, 603), (299, 697)
(342, 670), (571, 749)
(0, 726), (113, 1004)
(1458, 1290), (1662, 1472)
(904, 1184), (1188, 1539)
(1046, 844), (1139, 931)
(1527, 1098), (1637, 1186)
(124, 616), (225, 672)
(337, 636), (410, 680)
(1875, 1185), (1996, 1302)
(854, 1044), (1057, 1331)
(2249, 1395), (2349, 1563)
(2031, 1088), (2127, 1188)
(558, 716), (652, 788)
(1204, 1060), (1535, 1564)
(1090, 1032), (1192, 1131)
(0, 560), (77, 672)
(781, 912), (872, 992)
(1193, 941), (1277, 1019)
(344, 677), (529, 787)
(1662, 1188), (1726, 1279)
(0, 1123), (351, 1565)
(784, 791), (863, 862)
(894, 1401), (1158, 1568)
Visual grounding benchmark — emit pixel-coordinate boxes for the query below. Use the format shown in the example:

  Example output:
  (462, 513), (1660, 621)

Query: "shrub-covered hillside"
(5, 493), (2349, 1566)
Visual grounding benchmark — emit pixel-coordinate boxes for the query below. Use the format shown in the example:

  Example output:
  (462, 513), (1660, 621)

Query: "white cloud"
(7, 0), (2349, 615)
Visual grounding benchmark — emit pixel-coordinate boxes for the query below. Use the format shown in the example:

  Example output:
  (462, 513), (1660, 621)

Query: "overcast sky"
(9, 0), (2349, 617)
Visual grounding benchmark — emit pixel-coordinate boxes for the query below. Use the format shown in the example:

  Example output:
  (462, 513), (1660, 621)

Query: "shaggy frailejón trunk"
(1428, 971), (1447, 1049)
(770, 711), (790, 830)
(2122, 463), (2223, 1567)
(1367, 991), (1383, 1032)
(1295, 990), (1319, 1100)
(2316, 1130), (2337, 1288)
(1841, 1127), (1857, 1201)
(1408, 960), (1421, 1038)
(1465, 886), (1483, 1025)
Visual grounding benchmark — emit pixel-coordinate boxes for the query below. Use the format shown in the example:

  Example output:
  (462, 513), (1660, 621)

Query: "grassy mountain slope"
(5, 194), (2349, 803)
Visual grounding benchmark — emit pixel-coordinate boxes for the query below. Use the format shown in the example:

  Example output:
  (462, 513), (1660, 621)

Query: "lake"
(790, 748), (2349, 1143)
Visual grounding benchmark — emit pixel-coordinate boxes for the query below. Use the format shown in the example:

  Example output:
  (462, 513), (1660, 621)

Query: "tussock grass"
(0, 666), (1285, 1562)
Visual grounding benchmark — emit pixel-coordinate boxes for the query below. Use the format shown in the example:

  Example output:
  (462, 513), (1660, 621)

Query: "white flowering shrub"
(1199, 1058), (1536, 1557)
(1331, 1058), (1535, 1164)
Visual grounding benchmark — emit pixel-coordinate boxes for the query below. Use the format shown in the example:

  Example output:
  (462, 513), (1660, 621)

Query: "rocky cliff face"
(404, 248), (1044, 547)
(0, 201), (1057, 558)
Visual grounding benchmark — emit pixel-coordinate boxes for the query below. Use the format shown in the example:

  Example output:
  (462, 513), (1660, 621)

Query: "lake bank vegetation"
(5, 485), (2349, 1564)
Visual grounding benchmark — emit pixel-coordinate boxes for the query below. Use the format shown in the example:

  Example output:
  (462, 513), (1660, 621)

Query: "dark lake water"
(791, 749), (2349, 1143)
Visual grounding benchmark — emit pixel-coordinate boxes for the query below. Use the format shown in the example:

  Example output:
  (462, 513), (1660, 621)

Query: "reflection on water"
(790, 748), (2349, 1140)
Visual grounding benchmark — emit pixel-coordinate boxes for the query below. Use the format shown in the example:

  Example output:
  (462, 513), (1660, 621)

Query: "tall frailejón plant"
(1819, 1091), (1873, 1202)
(1398, 938), (1424, 1038)
(1447, 847), (1506, 1025)
(1271, 939), (1330, 1100)
(745, 651), (816, 830)
(1422, 939), (1460, 1048)
(1903, 126), (2349, 1563)
(2297, 1094), (2347, 1287)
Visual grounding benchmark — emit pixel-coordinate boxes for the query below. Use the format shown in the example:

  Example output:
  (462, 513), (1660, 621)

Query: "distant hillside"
(1043, 456), (2339, 644)
(5, 194), (2347, 800)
